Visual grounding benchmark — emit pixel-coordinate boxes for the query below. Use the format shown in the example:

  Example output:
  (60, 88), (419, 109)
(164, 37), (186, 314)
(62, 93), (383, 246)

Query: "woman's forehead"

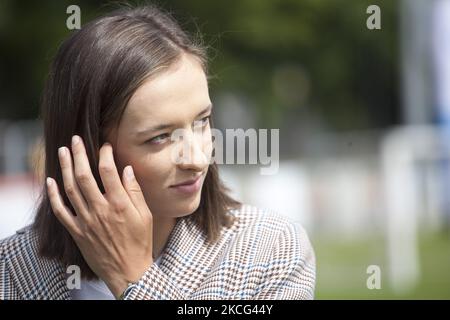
(121, 54), (210, 129)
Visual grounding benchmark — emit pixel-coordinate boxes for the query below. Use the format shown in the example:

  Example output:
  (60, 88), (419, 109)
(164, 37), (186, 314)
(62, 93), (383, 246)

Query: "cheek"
(132, 152), (172, 193)
(112, 144), (173, 204)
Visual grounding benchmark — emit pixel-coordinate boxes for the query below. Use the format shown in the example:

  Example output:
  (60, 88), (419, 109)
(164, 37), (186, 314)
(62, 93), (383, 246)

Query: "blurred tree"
(171, 0), (399, 130)
(0, 0), (103, 120)
(0, 0), (399, 131)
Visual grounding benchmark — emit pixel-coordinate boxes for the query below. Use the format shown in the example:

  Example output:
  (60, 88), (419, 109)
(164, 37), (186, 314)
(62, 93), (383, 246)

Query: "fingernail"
(104, 142), (112, 152)
(46, 177), (53, 187)
(125, 166), (134, 181)
(72, 135), (80, 146)
(58, 147), (66, 157)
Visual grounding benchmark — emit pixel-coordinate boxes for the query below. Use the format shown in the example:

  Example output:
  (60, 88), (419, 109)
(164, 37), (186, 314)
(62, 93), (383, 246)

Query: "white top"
(70, 255), (162, 300)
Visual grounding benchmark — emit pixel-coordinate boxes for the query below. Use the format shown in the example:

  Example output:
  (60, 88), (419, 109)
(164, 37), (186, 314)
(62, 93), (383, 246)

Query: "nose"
(175, 127), (209, 172)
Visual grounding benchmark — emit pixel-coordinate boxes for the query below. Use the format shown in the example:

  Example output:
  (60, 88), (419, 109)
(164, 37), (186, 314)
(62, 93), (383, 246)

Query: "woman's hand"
(45, 135), (153, 298)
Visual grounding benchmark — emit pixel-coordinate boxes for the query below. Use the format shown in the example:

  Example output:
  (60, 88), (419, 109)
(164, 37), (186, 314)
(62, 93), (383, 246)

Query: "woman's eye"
(200, 115), (210, 126)
(147, 116), (210, 145)
(192, 116), (210, 130)
(148, 133), (169, 144)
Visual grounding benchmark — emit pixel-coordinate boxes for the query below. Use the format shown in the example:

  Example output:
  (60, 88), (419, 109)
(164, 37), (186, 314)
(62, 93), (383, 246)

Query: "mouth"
(170, 174), (203, 188)
(169, 173), (204, 195)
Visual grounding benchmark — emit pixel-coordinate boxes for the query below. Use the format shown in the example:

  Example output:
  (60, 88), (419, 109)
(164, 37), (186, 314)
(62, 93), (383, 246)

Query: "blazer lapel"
(157, 214), (238, 295)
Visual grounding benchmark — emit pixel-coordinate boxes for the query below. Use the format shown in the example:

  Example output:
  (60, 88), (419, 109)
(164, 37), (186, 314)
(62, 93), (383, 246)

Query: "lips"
(170, 174), (202, 188)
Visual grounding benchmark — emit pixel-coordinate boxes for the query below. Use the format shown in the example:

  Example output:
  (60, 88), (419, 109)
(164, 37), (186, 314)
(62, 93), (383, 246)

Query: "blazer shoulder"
(229, 203), (306, 234)
(0, 225), (36, 261)
(228, 204), (314, 254)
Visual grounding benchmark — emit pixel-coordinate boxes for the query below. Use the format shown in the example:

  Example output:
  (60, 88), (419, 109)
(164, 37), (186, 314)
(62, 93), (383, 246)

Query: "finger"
(122, 165), (151, 217)
(98, 142), (130, 205)
(58, 145), (90, 219)
(46, 177), (81, 238)
(71, 135), (105, 206)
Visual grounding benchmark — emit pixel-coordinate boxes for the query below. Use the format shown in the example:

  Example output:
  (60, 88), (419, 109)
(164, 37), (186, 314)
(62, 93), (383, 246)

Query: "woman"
(0, 4), (315, 300)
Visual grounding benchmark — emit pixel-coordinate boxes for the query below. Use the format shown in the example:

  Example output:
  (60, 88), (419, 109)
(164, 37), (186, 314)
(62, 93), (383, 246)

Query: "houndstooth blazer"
(0, 204), (315, 300)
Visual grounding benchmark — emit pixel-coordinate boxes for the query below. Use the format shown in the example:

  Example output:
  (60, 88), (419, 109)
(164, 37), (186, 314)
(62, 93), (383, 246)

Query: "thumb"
(123, 165), (151, 216)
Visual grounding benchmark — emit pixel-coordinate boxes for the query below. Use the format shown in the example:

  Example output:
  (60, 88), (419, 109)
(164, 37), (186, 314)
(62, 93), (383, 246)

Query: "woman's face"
(106, 54), (213, 219)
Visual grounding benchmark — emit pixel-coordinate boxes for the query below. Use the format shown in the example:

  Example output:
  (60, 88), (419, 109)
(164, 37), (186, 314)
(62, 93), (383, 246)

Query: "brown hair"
(33, 4), (241, 279)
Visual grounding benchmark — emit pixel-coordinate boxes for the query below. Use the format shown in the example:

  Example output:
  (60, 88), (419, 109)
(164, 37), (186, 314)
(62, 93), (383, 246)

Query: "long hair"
(33, 4), (241, 280)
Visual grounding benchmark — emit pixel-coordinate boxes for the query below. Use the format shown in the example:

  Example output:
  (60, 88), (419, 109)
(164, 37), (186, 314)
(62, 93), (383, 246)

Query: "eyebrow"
(135, 104), (212, 137)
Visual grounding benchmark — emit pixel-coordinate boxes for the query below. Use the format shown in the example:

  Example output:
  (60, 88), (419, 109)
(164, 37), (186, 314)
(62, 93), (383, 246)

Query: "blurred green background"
(0, 0), (399, 130)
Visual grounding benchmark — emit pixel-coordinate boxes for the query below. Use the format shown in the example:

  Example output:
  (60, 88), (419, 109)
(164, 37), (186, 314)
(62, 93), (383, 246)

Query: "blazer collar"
(155, 213), (239, 295)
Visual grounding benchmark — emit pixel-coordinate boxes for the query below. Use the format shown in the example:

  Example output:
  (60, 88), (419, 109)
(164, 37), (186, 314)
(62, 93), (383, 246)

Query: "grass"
(312, 231), (450, 299)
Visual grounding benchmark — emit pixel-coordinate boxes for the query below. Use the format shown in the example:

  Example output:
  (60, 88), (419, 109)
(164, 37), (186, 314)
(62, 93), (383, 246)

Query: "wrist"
(105, 260), (153, 298)
(117, 281), (138, 300)
(106, 278), (130, 299)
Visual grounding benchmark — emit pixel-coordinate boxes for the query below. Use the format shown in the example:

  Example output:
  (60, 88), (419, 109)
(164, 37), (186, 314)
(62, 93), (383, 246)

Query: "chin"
(177, 197), (202, 217)
(152, 196), (201, 219)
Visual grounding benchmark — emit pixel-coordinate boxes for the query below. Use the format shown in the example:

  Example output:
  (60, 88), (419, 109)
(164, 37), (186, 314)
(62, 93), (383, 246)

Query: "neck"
(152, 215), (177, 259)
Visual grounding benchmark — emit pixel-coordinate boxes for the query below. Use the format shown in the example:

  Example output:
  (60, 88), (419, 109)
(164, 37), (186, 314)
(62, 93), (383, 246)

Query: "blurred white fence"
(1, 120), (449, 294)
(0, 120), (42, 239)
(1, 120), (448, 237)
